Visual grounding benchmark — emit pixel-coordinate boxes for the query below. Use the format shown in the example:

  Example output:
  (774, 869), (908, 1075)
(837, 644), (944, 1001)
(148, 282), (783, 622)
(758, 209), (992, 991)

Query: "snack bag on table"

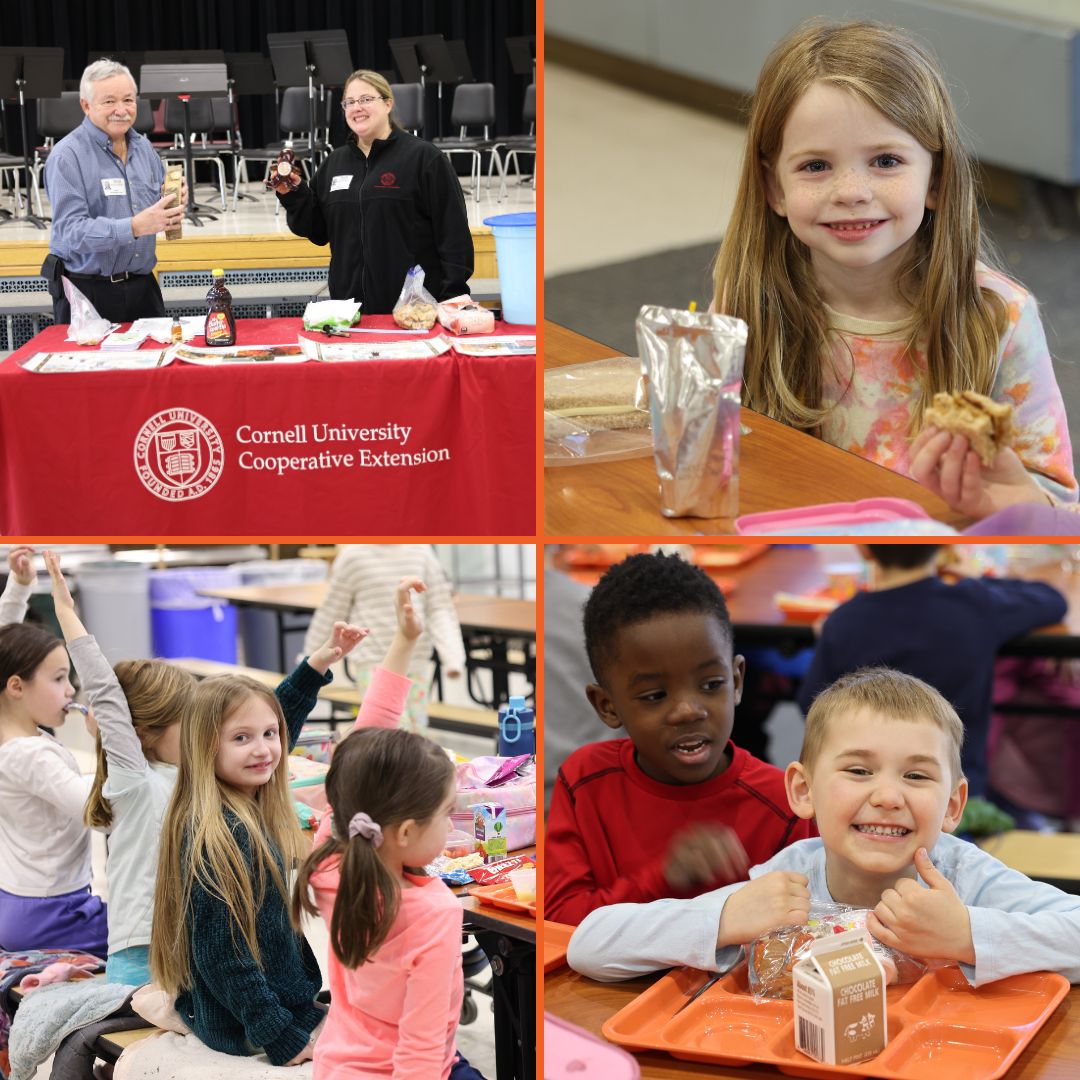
(392, 265), (438, 329)
(748, 901), (938, 1001)
(437, 294), (495, 335)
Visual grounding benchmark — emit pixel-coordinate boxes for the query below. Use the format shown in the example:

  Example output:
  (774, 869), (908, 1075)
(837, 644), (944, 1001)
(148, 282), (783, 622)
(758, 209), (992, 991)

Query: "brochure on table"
(20, 333), (537, 372)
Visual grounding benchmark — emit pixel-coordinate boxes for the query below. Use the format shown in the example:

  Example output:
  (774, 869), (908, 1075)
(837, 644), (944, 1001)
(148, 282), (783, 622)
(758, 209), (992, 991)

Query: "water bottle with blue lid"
(497, 694), (535, 757)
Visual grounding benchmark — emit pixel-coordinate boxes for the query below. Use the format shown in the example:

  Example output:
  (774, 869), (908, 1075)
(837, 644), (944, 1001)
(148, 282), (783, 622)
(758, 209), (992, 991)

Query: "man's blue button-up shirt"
(44, 114), (164, 276)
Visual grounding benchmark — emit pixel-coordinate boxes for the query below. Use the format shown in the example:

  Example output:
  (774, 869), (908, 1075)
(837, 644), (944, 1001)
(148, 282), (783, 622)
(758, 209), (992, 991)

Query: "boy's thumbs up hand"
(866, 847), (975, 965)
(913, 845), (954, 891)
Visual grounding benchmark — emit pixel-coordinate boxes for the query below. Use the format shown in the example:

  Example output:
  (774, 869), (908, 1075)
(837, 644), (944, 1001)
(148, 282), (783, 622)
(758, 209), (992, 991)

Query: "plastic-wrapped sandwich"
(636, 305), (748, 518)
(543, 357), (650, 434)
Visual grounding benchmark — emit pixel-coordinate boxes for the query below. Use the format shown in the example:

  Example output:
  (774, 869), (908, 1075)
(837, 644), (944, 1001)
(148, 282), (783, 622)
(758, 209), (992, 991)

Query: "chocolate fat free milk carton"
(793, 928), (887, 1066)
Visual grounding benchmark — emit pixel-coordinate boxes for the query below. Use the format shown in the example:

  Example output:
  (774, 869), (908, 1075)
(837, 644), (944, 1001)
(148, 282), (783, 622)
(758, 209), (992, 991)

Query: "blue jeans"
(449, 1052), (487, 1080)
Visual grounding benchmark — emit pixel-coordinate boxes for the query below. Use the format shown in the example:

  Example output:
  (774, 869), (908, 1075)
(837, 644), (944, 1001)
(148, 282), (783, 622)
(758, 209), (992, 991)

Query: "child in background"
(302, 545), (466, 731)
(149, 620), (372, 1066)
(293, 574), (487, 1078)
(569, 668), (1080, 985)
(0, 546), (106, 956)
(796, 544), (1066, 799)
(714, 21), (1075, 518)
(44, 550), (369, 988)
(546, 552), (815, 926)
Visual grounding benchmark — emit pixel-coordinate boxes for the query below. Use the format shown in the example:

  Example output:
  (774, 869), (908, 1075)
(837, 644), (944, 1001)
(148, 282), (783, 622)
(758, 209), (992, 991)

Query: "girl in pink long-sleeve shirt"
(294, 577), (488, 1080)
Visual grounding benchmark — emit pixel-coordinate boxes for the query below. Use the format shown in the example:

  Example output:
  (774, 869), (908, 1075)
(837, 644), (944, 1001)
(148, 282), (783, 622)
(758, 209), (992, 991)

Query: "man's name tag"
(101, 178), (127, 196)
(330, 175), (353, 192)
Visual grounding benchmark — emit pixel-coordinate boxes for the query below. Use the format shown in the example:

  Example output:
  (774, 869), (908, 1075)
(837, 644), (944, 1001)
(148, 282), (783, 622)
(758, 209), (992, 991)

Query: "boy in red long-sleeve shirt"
(546, 552), (816, 925)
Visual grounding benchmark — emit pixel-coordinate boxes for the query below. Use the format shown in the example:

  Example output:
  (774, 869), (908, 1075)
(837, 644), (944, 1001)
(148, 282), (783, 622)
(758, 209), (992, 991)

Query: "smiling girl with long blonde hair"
(715, 19), (1075, 520)
(150, 620), (369, 1066)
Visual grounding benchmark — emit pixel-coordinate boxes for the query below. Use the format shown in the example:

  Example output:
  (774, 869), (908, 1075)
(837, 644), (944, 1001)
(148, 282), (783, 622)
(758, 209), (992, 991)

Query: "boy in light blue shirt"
(569, 667), (1080, 987)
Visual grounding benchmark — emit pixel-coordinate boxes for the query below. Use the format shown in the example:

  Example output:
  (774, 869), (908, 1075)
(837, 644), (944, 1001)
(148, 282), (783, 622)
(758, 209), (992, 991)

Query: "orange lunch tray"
(469, 882), (537, 918)
(693, 544), (771, 570)
(775, 588), (844, 623)
(544, 921), (575, 974)
(602, 962), (1068, 1079)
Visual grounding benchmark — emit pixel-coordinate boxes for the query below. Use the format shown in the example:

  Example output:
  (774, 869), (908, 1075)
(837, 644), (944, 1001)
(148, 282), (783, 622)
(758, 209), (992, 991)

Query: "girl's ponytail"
(294, 727), (454, 969)
(83, 732), (113, 827)
(332, 824), (401, 968)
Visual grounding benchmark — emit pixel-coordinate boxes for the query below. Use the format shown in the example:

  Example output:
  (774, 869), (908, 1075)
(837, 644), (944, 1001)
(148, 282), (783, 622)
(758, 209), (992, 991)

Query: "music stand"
(225, 52), (276, 202)
(0, 47), (64, 229)
(389, 35), (461, 141)
(139, 62), (228, 227)
(267, 30), (352, 176)
(506, 36), (536, 85)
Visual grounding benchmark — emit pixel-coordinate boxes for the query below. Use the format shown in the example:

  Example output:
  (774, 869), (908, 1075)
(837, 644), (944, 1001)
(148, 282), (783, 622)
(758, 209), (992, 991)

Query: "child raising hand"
(714, 20), (1075, 518)
(293, 576), (488, 1077)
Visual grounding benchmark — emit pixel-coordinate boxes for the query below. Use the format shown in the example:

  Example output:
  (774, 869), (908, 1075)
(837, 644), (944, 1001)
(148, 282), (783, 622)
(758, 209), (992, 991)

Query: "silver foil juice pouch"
(635, 305), (747, 518)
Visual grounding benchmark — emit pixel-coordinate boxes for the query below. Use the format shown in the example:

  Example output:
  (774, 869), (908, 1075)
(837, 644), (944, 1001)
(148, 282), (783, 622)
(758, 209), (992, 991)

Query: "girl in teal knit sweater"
(150, 625), (366, 1067)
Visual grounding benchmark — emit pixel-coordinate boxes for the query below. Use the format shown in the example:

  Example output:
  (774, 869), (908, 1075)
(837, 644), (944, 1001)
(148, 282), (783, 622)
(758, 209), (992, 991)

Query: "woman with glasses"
(272, 69), (473, 312)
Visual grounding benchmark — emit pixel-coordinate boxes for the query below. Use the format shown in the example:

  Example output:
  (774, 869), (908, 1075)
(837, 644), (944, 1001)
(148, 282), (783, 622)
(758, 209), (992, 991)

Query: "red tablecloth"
(0, 317), (535, 533)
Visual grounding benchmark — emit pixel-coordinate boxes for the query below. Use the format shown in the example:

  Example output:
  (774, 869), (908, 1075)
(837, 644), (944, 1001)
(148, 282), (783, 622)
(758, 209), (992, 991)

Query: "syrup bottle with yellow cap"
(205, 268), (236, 347)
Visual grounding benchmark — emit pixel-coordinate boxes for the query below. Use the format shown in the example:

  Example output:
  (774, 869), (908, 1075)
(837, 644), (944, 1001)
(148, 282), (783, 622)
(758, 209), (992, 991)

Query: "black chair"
(32, 92), (84, 215)
(231, 87), (331, 213)
(495, 83), (536, 194)
(132, 98), (157, 137)
(389, 82), (424, 136)
(0, 114), (35, 220)
(432, 83), (504, 203)
(162, 96), (229, 211)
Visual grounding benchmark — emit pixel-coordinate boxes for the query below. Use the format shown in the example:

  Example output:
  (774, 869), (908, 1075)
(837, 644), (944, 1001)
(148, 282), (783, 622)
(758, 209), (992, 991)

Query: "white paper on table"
(451, 335), (536, 356)
(299, 335), (452, 361)
(167, 342), (308, 365)
(21, 350), (172, 372)
(130, 317), (206, 343)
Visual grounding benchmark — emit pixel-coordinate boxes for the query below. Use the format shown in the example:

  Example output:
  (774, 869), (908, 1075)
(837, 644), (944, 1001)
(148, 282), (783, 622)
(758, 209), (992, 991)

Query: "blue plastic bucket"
(149, 568), (240, 662)
(483, 212), (535, 326)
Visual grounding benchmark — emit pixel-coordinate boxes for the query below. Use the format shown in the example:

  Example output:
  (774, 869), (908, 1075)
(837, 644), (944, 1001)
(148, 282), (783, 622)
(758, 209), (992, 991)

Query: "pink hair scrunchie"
(348, 811), (383, 847)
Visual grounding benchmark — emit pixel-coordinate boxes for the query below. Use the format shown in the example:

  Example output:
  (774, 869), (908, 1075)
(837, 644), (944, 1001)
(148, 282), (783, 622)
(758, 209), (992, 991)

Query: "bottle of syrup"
(266, 140), (301, 193)
(204, 268), (236, 347)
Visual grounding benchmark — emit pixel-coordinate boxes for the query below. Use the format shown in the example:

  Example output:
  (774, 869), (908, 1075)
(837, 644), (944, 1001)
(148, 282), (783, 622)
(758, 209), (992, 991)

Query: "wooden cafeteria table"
(197, 583), (536, 674)
(543, 965), (1080, 1079)
(544, 321), (967, 535)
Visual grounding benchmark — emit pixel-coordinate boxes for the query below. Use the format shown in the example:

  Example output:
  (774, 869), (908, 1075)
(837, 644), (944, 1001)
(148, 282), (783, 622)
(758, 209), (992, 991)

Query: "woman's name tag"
(101, 178), (127, 196)
(330, 175), (353, 192)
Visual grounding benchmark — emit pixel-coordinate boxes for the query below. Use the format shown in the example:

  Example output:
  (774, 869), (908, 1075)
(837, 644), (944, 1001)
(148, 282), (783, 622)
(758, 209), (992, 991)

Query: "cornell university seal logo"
(134, 408), (225, 501)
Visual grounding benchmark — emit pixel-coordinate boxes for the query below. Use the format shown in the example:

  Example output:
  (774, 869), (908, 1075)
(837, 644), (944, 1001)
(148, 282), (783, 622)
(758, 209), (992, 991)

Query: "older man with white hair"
(42, 58), (187, 324)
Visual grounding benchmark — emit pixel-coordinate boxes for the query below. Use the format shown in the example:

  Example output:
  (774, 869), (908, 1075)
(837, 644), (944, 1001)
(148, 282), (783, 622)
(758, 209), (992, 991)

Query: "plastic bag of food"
(62, 277), (114, 345)
(747, 901), (936, 1000)
(302, 298), (362, 332)
(392, 265), (438, 329)
(437, 294), (496, 335)
(544, 356), (654, 466)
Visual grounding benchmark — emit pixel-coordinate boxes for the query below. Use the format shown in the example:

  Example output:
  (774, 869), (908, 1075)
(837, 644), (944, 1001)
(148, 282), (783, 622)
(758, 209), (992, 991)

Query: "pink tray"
(602, 962), (1068, 1079)
(736, 498), (931, 534)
